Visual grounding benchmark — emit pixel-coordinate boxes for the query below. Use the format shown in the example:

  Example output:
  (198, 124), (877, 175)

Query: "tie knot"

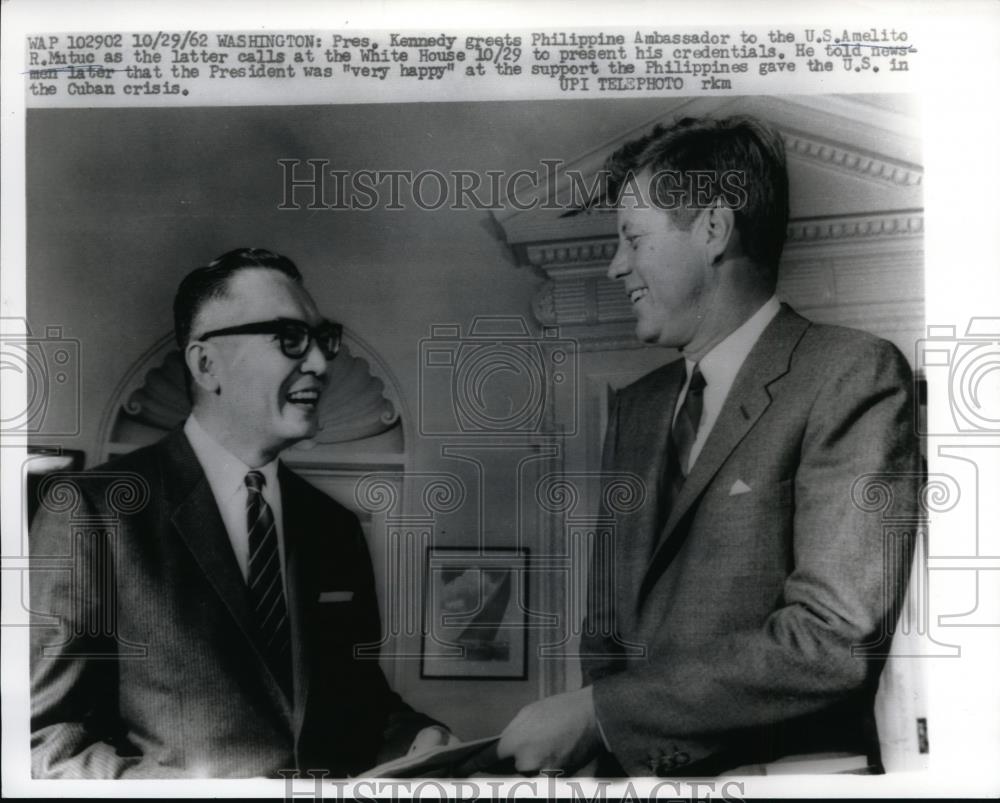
(245, 470), (266, 493)
(688, 366), (706, 393)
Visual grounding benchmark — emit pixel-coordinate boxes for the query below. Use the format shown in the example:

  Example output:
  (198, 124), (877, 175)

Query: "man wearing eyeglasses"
(29, 248), (451, 778)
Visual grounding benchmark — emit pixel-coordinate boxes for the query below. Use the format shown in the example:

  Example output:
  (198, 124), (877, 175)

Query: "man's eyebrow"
(283, 316), (335, 328)
(620, 222), (647, 237)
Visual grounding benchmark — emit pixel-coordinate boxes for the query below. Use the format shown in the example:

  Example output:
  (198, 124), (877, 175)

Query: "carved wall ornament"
(105, 335), (405, 456)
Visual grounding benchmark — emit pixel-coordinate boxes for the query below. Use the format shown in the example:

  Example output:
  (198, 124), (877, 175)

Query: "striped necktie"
(662, 365), (707, 519)
(245, 470), (293, 700)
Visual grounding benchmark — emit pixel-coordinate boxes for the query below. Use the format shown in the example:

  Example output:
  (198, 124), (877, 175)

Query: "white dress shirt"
(183, 414), (287, 595)
(674, 296), (781, 473)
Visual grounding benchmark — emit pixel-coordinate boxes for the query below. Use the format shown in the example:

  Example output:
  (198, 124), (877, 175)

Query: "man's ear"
(184, 341), (221, 395)
(703, 202), (737, 265)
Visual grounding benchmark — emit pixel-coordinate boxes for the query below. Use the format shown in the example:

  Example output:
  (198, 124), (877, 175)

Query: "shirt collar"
(687, 295), (781, 387)
(183, 414), (280, 500)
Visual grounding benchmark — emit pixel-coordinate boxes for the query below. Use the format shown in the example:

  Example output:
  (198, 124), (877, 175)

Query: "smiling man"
(498, 117), (921, 776)
(30, 248), (449, 777)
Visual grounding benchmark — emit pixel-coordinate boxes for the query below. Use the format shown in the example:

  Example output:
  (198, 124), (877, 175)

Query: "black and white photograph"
(2, 2), (998, 798)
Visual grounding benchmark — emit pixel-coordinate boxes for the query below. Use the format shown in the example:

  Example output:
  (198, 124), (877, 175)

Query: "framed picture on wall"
(421, 547), (529, 680)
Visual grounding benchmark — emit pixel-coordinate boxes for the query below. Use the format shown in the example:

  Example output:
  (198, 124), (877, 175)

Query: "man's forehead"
(616, 168), (680, 233)
(615, 200), (650, 235)
(198, 269), (322, 327)
(616, 169), (656, 221)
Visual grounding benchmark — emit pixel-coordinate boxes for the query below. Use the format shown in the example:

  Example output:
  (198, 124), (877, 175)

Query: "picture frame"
(420, 547), (529, 680)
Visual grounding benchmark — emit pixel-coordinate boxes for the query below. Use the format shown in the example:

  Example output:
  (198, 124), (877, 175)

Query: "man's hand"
(407, 726), (459, 757)
(497, 686), (602, 774)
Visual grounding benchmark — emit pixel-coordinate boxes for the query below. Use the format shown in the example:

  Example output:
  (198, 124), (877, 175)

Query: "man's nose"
(607, 243), (629, 280)
(299, 338), (329, 378)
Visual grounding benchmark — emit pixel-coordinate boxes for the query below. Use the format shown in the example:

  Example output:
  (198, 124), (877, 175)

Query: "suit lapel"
(606, 361), (686, 630)
(641, 307), (811, 594)
(627, 361), (686, 564)
(280, 464), (316, 743)
(162, 430), (292, 720)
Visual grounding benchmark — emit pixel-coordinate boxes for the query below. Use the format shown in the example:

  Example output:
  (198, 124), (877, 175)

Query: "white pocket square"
(728, 479), (752, 496)
(318, 590), (354, 603)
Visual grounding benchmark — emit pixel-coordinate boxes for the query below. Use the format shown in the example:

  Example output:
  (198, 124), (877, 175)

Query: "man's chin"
(297, 418), (320, 439)
(635, 323), (660, 345)
(278, 410), (320, 442)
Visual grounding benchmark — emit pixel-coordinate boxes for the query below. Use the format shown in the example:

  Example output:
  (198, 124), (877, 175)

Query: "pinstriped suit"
(582, 305), (920, 776)
(29, 429), (435, 778)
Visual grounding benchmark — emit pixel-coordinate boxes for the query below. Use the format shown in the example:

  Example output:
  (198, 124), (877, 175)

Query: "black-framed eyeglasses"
(196, 318), (342, 360)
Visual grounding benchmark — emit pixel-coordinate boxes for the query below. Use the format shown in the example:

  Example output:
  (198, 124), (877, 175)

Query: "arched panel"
(98, 328), (408, 465)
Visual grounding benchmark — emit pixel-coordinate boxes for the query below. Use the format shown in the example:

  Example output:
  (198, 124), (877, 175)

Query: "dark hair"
(605, 115), (789, 275)
(173, 248), (302, 351)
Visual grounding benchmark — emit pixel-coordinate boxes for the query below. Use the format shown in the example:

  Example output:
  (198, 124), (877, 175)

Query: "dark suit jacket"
(582, 305), (920, 776)
(30, 430), (437, 778)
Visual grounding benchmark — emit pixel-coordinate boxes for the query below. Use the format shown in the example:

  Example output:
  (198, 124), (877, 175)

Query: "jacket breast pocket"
(313, 596), (359, 654)
(709, 476), (793, 511)
(696, 478), (795, 572)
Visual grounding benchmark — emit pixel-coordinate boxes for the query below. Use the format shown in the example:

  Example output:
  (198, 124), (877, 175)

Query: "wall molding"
(493, 95), (921, 231)
(521, 210), (925, 272)
(785, 211), (924, 245)
(517, 209), (924, 354)
(780, 129), (922, 187)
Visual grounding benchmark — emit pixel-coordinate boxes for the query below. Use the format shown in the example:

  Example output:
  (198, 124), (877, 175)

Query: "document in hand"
(360, 735), (505, 778)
